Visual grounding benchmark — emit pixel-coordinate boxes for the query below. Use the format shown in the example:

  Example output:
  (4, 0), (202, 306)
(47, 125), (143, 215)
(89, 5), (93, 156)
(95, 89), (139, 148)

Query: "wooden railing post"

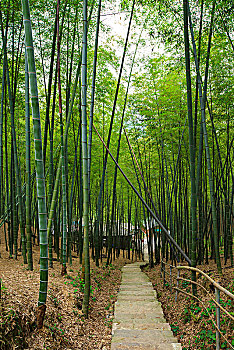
(175, 270), (180, 302)
(215, 286), (220, 350)
(173, 266), (234, 349)
(170, 265), (172, 292)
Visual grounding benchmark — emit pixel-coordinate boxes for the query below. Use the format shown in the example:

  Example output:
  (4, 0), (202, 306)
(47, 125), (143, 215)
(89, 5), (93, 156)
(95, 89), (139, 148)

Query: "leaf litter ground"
(1, 228), (233, 350)
(0, 229), (134, 350)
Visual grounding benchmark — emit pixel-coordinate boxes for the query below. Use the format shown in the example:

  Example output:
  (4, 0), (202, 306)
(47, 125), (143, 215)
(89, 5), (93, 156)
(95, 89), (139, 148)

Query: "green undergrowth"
(173, 298), (234, 350)
(143, 264), (234, 350)
(62, 263), (118, 311)
(64, 263), (117, 294)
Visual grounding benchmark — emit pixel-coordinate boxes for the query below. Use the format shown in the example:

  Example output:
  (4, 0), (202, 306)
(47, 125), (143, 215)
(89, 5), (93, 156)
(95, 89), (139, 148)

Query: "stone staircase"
(111, 262), (182, 350)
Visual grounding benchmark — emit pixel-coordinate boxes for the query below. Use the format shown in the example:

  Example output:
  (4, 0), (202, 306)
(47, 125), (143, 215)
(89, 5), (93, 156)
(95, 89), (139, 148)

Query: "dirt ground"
(143, 257), (234, 350)
(1, 227), (233, 350)
(0, 232), (136, 350)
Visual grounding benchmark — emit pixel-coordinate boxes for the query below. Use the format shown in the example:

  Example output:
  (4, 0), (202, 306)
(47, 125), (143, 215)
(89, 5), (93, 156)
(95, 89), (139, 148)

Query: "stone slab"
(117, 295), (156, 301)
(120, 281), (149, 284)
(111, 344), (182, 350)
(111, 263), (182, 350)
(113, 314), (166, 323)
(114, 305), (164, 315)
(111, 329), (177, 345)
(115, 300), (158, 305)
(118, 290), (156, 296)
(121, 278), (150, 283)
(112, 321), (171, 331)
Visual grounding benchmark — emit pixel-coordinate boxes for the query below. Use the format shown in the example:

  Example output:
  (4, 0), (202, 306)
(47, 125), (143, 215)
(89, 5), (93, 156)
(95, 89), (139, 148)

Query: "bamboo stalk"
(21, 0), (48, 328)
(81, 0), (90, 318)
(25, 46), (33, 271)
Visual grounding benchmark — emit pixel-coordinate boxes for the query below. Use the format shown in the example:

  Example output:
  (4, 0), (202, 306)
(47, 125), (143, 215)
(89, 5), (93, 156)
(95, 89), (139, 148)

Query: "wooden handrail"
(160, 260), (234, 350)
(176, 277), (234, 321)
(173, 286), (234, 350)
(176, 265), (234, 300)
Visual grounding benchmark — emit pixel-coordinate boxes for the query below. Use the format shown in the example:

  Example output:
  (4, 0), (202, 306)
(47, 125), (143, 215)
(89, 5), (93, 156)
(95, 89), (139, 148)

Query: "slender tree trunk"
(21, 0), (48, 327)
(88, 0), (102, 195)
(188, 0), (222, 274)
(56, 0), (67, 276)
(81, 0), (90, 318)
(183, 0), (197, 294)
(94, 0), (135, 266)
(25, 47), (33, 271)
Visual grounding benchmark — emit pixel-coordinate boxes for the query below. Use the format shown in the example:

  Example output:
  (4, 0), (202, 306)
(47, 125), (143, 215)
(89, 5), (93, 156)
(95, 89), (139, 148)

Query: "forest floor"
(143, 257), (234, 350)
(0, 234), (135, 350)
(1, 229), (233, 350)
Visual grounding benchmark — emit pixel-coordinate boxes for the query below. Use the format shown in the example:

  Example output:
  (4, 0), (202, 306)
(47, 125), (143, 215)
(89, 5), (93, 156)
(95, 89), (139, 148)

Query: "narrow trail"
(111, 260), (182, 350)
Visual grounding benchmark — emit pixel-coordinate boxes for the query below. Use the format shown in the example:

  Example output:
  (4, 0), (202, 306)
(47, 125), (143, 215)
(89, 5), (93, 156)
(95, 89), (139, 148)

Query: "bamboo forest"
(0, 0), (233, 349)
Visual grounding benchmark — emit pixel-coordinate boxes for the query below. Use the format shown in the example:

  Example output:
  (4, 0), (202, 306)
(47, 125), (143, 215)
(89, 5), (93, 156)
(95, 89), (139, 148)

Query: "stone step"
(121, 278), (150, 282)
(111, 329), (178, 347)
(111, 263), (182, 350)
(111, 343), (182, 350)
(112, 321), (171, 331)
(122, 266), (143, 268)
(115, 299), (160, 304)
(118, 290), (156, 296)
(119, 287), (154, 292)
(117, 295), (156, 302)
(114, 305), (164, 315)
(114, 313), (166, 323)
(120, 280), (151, 284)
(121, 279), (148, 282)
(121, 277), (150, 281)
(120, 281), (152, 285)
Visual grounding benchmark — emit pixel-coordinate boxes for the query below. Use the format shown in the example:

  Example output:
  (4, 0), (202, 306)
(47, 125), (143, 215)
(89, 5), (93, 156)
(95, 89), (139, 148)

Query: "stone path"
(111, 262), (182, 350)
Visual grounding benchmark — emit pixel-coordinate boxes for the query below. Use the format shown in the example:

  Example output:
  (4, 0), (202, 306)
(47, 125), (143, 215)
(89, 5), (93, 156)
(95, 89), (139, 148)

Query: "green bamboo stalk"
(94, 0), (135, 266)
(48, 63), (57, 268)
(48, 62), (56, 216)
(21, 0), (48, 327)
(0, 49), (5, 219)
(47, 2), (95, 252)
(193, 0), (204, 152)
(78, 123), (83, 264)
(43, 14), (57, 168)
(93, 123), (191, 265)
(47, 64), (79, 267)
(81, 0), (90, 318)
(48, 164), (61, 263)
(88, 0), (102, 195)
(226, 119), (233, 266)
(43, 1), (69, 169)
(11, 149), (17, 260)
(64, 10), (80, 266)
(65, 3), (95, 265)
(56, 0), (67, 276)
(108, 24), (144, 265)
(8, 69), (27, 264)
(124, 130), (150, 265)
(0, 14), (27, 264)
(68, 130), (80, 265)
(66, 7), (78, 115)
(25, 46), (33, 271)
(183, 0), (197, 293)
(188, 0), (222, 274)
(5, 98), (12, 257)
(200, 6), (221, 273)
